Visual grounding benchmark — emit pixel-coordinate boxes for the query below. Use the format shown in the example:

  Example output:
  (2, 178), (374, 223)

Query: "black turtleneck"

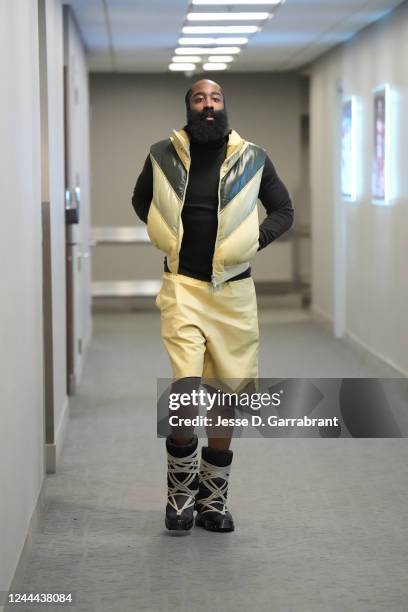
(132, 134), (294, 282)
(176, 134), (231, 280)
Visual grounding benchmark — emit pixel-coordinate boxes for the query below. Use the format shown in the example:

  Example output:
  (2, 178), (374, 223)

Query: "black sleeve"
(131, 154), (153, 224)
(257, 155), (294, 251)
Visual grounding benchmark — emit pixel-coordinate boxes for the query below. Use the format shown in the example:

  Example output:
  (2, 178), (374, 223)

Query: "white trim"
(311, 303), (333, 329)
(312, 304), (407, 377)
(45, 396), (70, 474)
(345, 330), (408, 377)
(3, 483), (48, 609)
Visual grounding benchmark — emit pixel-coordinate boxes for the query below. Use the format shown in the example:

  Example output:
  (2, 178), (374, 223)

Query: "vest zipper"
(210, 167), (223, 292)
(173, 131), (241, 289)
(211, 146), (241, 291)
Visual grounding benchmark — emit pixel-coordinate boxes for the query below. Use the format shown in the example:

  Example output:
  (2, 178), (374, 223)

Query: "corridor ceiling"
(65, 0), (405, 72)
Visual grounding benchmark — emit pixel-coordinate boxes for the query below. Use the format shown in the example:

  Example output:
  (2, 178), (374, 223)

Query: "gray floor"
(8, 302), (408, 612)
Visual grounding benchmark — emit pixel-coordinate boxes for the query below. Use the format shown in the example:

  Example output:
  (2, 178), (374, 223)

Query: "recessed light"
(193, 0), (280, 4)
(203, 63), (228, 71)
(187, 12), (270, 21)
(168, 63), (196, 71)
(178, 37), (248, 45)
(182, 26), (259, 34)
(174, 47), (241, 54)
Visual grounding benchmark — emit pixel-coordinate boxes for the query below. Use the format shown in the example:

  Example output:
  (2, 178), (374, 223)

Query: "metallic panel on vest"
(218, 205), (260, 267)
(150, 161), (182, 233)
(150, 139), (187, 202)
(217, 167), (263, 243)
(147, 200), (178, 251)
(220, 144), (266, 210)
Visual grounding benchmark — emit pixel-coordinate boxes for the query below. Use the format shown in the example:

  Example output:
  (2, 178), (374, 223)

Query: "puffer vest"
(146, 128), (266, 287)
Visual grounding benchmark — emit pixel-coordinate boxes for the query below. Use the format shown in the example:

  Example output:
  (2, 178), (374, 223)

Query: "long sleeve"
(257, 155), (294, 251)
(131, 154), (153, 224)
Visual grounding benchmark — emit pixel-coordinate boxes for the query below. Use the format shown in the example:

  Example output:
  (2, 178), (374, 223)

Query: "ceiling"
(65, 0), (405, 73)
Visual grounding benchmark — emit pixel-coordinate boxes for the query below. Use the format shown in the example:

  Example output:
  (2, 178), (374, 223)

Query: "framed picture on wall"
(341, 96), (357, 201)
(372, 84), (391, 205)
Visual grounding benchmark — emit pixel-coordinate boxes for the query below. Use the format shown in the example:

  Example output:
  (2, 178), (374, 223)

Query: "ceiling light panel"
(178, 37), (248, 45)
(187, 12), (270, 21)
(192, 0), (281, 6)
(182, 26), (259, 33)
(175, 46), (241, 54)
(203, 62), (228, 70)
(168, 63), (196, 71)
(193, 0), (280, 4)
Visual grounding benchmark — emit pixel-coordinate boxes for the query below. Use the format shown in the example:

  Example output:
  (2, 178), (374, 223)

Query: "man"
(131, 79), (294, 534)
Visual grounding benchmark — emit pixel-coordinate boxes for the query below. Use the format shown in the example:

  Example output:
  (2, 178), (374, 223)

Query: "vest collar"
(170, 127), (245, 170)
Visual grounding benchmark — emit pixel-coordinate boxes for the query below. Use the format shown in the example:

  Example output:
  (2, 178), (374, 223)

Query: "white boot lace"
(197, 458), (231, 516)
(167, 448), (199, 516)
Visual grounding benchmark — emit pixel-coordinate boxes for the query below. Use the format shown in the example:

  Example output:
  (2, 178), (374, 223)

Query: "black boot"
(165, 434), (199, 532)
(195, 446), (235, 532)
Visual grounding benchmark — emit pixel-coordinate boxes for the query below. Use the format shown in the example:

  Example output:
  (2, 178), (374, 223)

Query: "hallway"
(2, 1), (408, 609)
(8, 307), (408, 612)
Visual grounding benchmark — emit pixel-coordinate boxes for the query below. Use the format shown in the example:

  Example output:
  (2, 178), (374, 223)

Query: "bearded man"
(132, 79), (294, 534)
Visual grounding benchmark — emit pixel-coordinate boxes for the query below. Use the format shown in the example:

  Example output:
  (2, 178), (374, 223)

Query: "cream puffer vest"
(146, 128), (266, 287)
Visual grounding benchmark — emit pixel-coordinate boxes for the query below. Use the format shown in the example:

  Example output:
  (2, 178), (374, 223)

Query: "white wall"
(0, 0), (92, 596)
(89, 73), (306, 283)
(310, 2), (408, 375)
(0, 0), (44, 594)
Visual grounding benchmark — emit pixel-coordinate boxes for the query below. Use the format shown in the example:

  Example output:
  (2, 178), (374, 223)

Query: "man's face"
(190, 82), (224, 116)
(186, 80), (229, 144)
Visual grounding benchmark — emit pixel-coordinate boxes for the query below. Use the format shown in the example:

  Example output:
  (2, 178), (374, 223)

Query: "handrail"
(90, 224), (310, 246)
(91, 226), (149, 246)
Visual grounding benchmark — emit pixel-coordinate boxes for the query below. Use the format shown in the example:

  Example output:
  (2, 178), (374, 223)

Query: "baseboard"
(311, 304), (407, 377)
(2, 482), (48, 612)
(4, 395), (72, 607)
(345, 329), (408, 378)
(45, 395), (70, 474)
(311, 303), (333, 330)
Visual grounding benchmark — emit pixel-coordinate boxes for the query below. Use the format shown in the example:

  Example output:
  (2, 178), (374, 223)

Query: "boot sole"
(165, 517), (194, 532)
(195, 514), (235, 532)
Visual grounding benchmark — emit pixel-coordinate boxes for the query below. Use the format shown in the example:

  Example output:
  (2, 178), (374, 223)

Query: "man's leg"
(189, 382), (237, 532)
(207, 436), (231, 451)
(169, 376), (201, 445)
(164, 376), (203, 532)
(204, 382), (236, 450)
(157, 275), (207, 532)
(195, 278), (259, 532)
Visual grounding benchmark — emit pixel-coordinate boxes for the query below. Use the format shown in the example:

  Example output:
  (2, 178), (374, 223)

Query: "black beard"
(186, 108), (229, 144)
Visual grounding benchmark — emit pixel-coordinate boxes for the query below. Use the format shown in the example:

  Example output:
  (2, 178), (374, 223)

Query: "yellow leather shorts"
(155, 272), (259, 389)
